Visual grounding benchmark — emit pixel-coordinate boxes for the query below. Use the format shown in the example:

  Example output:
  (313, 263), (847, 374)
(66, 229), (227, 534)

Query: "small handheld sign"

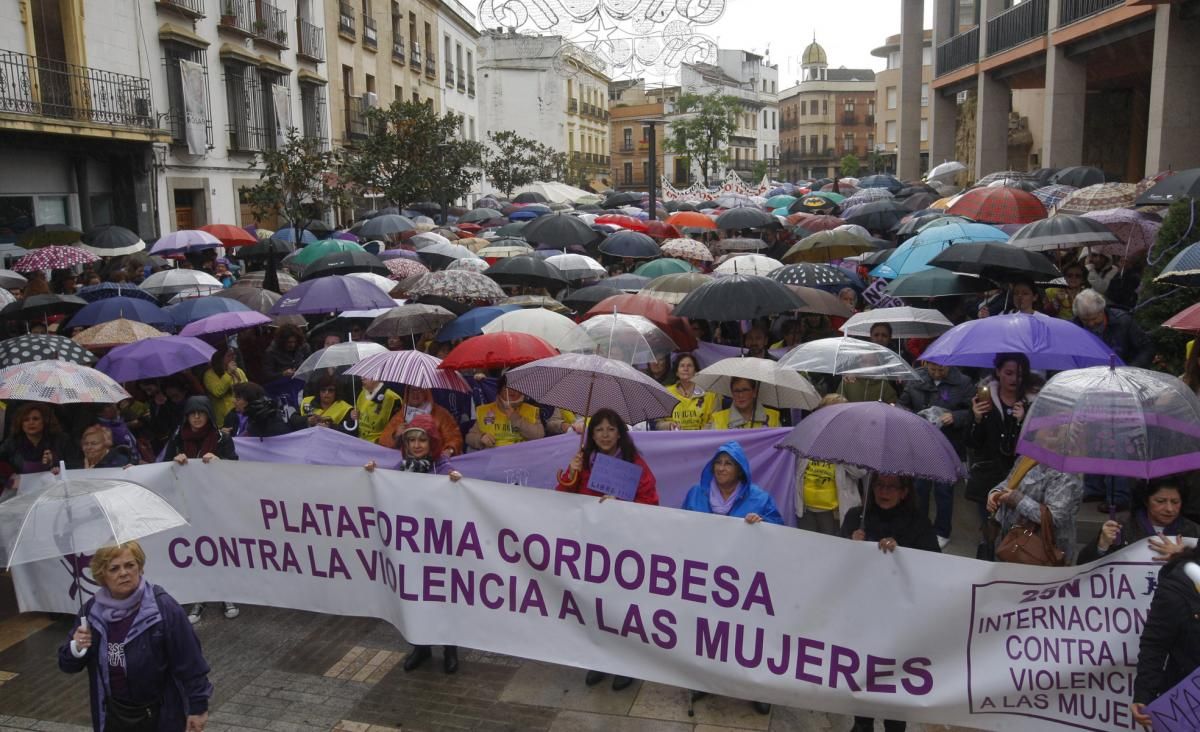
(586, 453), (642, 501)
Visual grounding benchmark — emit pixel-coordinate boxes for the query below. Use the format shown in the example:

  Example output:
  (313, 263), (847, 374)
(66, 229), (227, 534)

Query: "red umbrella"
(1164, 302), (1200, 333)
(438, 332), (558, 371)
(583, 293), (698, 351)
(199, 224), (256, 247)
(947, 187), (1047, 225)
(786, 213), (843, 232)
(595, 215), (649, 232)
(12, 245), (99, 272)
(643, 221), (681, 240)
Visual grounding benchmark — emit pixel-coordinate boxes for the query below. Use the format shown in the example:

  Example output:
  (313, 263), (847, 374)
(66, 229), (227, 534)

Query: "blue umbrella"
(67, 296), (172, 329)
(435, 304), (523, 342)
(273, 227), (320, 245)
(858, 174), (904, 193)
(76, 283), (158, 304)
(870, 223), (1008, 279)
(508, 209), (541, 221)
(164, 297), (252, 327)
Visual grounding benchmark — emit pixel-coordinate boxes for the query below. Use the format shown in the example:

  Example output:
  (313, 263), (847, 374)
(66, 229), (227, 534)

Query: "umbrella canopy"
(886, 269), (993, 298)
(67, 296), (172, 329)
(238, 271), (299, 292)
(164, 297), (252, 327)
(1017, 365), (1200, 479)
(269, 275), (398, 315)
(3, 293), (88, 321)
(0, 361), (129, 405)
(213, 286), (283, 315)
(767, 263), (853, 289)
(783, 230), (876, 263)
(634, 258), (695, 278)
(149, 229), (222, 255)
(72, 319), (169, 350)
(199, 223), (257, 247)
(715, 207), (775, 230)
(947, 187), (1047, 224)
(0, 476), (188, 571)
(294, 340), (389, 381)
(0, 333), (95, 367)
(561, 285), (623, 312)
(405, 269), (507, 304)
(418, 242), (481, 269)
(481, 308), (594, 353)
(1008, 214), (1121, 252)
(439, 332), (558, 370)
(96, 335), (216, 381)
(513, 191), (548, 204)
(80, 225), (145, 257)
(665, 211), (717, 231)
(927, 162), (968, 183)
(0, 268), (28, 290)
(717, 237), (771, 253)
(434, 304), (523, 341)
(579, 314), (676, 365)
(584, 293), (697, 351)
(1154, 241), (1200, 288)
(178, 311), (271, 340)
(344, 350), (469, 391)
(505, 353), (677, 424)
(778, 337), (920, 381)
(239, 237), (295, 259)
(18, 223), (83, 248)
(605, 273), (651, 292)
(788, 213), (844, 232)
(384, 257), (430, 280)
(640, 272), (711, 306)
(301, 250), (387, 280)
(478, 242), (535, 259)
(365, 303), (456, 338)
(1081, 208), (1162, 258)
(1164, 302), (1200, 333)
(358, 214), (416, 239)
(1050, 166), (1106, 188)
(778, 401), (963, 483)
(659, 238), (713, 262)
(12, 245), (99, 272)
(695, 357), (821, 410)
(346, 271), (399, 295)
(870, 222), (1009, 280)
(928, 242), (1061, 283)
(713, 254), (783, 277)
(75, 282), (157, 304)
(501, 294), (569, 315)
(599, 230), (660, 259)
(839, 307), (954, 339)
(544, 253), (606, 280)
(842, 188), (896, 209)
(674, 273), (807, 321)
(785, 286), (856, 318)
(291, 239), (365, 268)
(920, 313), (1118, 370)
(1136, 167), (1200, 206)
(485, 255), (568, 290)
(858, 174), (903, 193)
(1055, 183), (1137, 214)
(522, 213), (601, 248)
(140, 269), (223, 299)
(1031, 184), (1078, 210)
(766, 194), (798, 209)
(270, 227), (319, 244)
(444, 257), (491, 274)
(843, 200), (909, 232)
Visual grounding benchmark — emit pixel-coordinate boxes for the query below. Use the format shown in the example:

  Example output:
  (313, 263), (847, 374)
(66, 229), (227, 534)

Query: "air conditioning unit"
(363, 91), (379, 108)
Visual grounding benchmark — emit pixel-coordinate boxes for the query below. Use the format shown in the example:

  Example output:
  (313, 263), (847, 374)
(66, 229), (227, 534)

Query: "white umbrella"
(445, 257), (490, 273)
(546, 253), (607, 280)
(778, 337), (920, 381)
(140, 269), (223, 298)
(695, 357), (821, 410)
(579, 314), (676, 366)
(839, 307), (955, 340)
(926, 161), (967, 183)
(714, 254), (784, 277)
(481, 308), (594, 353)
(0, 268), (28, 290)
(346, 272), (399, 295)
(294, 340), (388, 381)
(410, 232), (452, 250)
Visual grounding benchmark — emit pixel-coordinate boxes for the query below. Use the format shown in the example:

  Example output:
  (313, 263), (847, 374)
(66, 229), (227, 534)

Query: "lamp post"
(639, 118), (664, 221)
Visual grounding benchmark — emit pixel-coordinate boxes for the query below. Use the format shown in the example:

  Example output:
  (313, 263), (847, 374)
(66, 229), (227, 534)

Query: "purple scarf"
(92, 577), (147, 623)
(708, 479), (741, 516)
(1137, 510), (1180, 539)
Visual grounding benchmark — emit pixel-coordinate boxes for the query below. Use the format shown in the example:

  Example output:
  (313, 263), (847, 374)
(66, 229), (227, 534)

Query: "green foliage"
(484, 131), (564, 197)
(1136, 197), (1198, 371)
(751, 160), (769, 181)
(867, 150), (886, 175)
(840, 153), (861, 178)
(244, 129), (346, 237)
(342, 101), (483, 208)
(666, 92), (743, 187)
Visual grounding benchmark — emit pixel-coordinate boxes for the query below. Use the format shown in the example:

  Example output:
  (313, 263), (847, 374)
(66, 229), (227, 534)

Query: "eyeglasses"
(731, 387), (756, 395)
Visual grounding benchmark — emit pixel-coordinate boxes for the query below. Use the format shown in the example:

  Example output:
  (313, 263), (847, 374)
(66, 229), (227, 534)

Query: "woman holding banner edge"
(556, 408), (659, 691)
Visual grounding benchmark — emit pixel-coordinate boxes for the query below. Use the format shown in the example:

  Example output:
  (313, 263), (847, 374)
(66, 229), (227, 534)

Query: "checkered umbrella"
(12, 246), (99, 272)
(0, 334), (95, 368)
(1031, 184), (1078, 210)
(0, 361), (130, 404)
(947, 187), (1047, 225)
(505, 353), (678, 424)
(841, 188), (895, 208)
(1055, 183), (1137, 215)
(975, 171), (1033, 186)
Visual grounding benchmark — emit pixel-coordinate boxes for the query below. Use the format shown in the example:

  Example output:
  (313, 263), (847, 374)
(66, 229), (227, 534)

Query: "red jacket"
(555, 453), (659, 506)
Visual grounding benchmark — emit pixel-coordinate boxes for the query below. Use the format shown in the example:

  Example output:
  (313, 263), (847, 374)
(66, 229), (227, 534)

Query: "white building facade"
(436, 0), (480, 144)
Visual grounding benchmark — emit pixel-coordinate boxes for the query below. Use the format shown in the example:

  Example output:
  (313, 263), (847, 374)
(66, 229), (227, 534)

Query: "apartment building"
(436, 0), (479, 143)
(608, 80), (679, 191)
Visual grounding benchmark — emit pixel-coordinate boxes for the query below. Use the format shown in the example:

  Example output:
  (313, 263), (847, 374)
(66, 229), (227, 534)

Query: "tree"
(244, 129), (347, 239)
(666, 93), (742, 187)
(840, 153), (861, 178)
(484, 131), (547, 197)
(751, 160), (769, 181)
(342, 101), (482, 209)
(867, 150), (886, 174)
(1135, 197), (1196, 371)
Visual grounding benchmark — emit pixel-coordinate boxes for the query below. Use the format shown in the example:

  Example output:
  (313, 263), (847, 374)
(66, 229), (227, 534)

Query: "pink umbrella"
(344, 350), (469, 391)
(1082, 208), (1162, 258)
(13, 246), (99, 272)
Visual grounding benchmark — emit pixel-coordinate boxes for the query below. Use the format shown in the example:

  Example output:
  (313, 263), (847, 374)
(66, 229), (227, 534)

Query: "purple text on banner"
(586, 453), (644, 500)
(1146, 666), (1200, 731)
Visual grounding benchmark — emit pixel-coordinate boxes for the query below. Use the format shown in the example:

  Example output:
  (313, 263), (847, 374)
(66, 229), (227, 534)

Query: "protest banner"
(13, 461), (1161, 731)
(1146, 666), (1200, 731)
(860, 278), (905, 309)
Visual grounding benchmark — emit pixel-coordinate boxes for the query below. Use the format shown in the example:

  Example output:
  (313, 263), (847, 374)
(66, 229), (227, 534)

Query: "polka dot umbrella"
(0, 333), (95, 368)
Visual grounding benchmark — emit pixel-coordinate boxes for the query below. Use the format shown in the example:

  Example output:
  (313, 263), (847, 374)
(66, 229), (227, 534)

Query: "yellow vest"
(475, 402), (541, 447)
(300, 396), (352, 425)
(709, 407), (781, 430)
(803, 459), (839, 511)
(355, 388), (402, 444)
(667, 384), (718, 431)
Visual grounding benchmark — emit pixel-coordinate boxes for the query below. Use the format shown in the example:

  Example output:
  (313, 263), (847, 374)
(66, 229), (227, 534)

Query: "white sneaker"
(222, 602), (240, 619)
(187, 603), (204, 624)
(937, 535), (952, 550)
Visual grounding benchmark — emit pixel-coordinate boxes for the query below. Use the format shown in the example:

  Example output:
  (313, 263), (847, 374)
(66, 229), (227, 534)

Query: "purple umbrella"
(179, 311), (272, 340)
(505, 353), (677, 426)
(378, 249), (421, 261)
(777, 401), (963, 483)
(332, 231), (360, 242)
(268, 275), (396, 316)
(96, 335), (216, 381)
(920, 313), (1118, 371)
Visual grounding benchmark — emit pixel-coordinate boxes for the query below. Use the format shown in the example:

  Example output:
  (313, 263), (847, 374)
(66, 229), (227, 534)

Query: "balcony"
(410, 42), (422, 71)
(445, 63), (454, 86)
(392, 39), (405, 65)
(986, 0), (1048, 56)
(296, 17), (324, 62)
(337, 1), (355, 39)
(842, 113), (856, 125)
(936, 26), (979, 76)
(0, 50), (156, 129)
(1059, 0), (1123, 26)
(619, 142), (634, 152)
(362, 16), (377, 50)
(218, 0), (255, 36)
(467, 77), (474, 97)
(344, 94), (368, 141)
(456, 68), (465, 91)
(568, 98), (578, 113)
(254, 2), (288, 49)
(425, 52), (436, 79)
(865, 114), (875, 125)
(156, 0), (205, 19)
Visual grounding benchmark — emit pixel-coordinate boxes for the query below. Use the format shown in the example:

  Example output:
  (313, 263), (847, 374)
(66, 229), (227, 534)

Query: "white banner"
(271, 84), (291, 149)
(179, 60), (208, 156)
(14, 462), (1157, 731)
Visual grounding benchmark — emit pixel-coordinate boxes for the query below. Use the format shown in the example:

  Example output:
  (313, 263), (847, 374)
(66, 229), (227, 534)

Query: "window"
(921, 83), (929, 107)
(642, 161), (648, 183)
(412, 91), (419, 104)
(843, 99), (854, 113)
(886, 120), (897, 144)
(762, 110), (767, 128)
(888, 50), (901, 69)
(822, 99), (828, 115)
(623, 162), (633, 185)
(468, 116), (475, 140)
(0, 196), (35, 244)
(393, 84), (401, 102)
(162, 43), (212, 148)
(771, 111), (775, 129)
(300, 83), (327, 143)
(224, 63), (265, 152)
(920, 118), (928, 142)
(887, 87), (898, 110)
(843, 132), (854, 152)
(821, 134), (828, 152)
(809, 100), (818, 115)
(922, 46), (933, 66)
(622, 128), (632, 148)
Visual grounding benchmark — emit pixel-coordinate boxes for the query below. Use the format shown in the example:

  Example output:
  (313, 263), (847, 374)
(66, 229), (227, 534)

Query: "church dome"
(802, 39), (827, 66)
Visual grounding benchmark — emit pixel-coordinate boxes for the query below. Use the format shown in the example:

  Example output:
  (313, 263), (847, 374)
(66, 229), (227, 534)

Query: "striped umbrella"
(505, 353), (677, 424)
(12, 246), (99, 272)
(947, 187), (1046, 225)
(0, 334), (95, 367)
(1055, 183), (1137, 214)
(1154, 241), (1200, 288)
(1031, 184), (1078, 210)
(344, 350), (469, 391)
(0, 361), (130, 404)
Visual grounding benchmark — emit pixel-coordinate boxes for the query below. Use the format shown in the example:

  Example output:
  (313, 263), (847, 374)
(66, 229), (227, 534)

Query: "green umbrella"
(634, 258), (695, 278)
(766, 195), (797, 209)
(808, 191), (846, 204)
(291, 240), (365, 268)
(885, 268), (993, 298)
(496, 221), (528, 237)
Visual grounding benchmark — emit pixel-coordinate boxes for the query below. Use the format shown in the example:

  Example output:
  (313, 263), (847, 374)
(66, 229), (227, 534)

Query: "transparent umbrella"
(695, 357), (821, 410)
(839, 307), (954, 339)
(294, 340), (388, 381)
(578, 314), (677, 366)
(778, 337), (920, 381)
(481, 308), (595, 353)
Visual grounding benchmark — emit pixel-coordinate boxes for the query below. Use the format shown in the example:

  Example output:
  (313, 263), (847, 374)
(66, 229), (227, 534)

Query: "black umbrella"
(18, 224), (83, 248)
(715, 206), (774, 230)
(603, 192), (643, 208)
(928, 242), (1060, 283)
(901, 192), (937, 212)
(790, 196), (839, 215)
(522, 213), (602, 248)
(1153, 241), (1200, 287)
(664, 201), (694, 212)
(695, 201), (720, 210)
(1137, 168), (1200, 206)
(408, 201), (442, 214)
(81, 225), (145, 256)
(844, 200), (910, 233)
(1008, 215), (1120, 252)
(886, 268), (993, 298)
(860, 248), (895, 267)
(598, 230), (659, 259)
(358, 214), (416, 239)
(513, 191), (548, 204)
(461, 207), (502, 223)
(674, 273), (807, 321)
(0, 333), (95, 367)
(239, 237), (296, 259)
(300, 250), (389, 280)
(767, 263), (853, 289)
(858, 174), (904, 194)
(484, 255), (568, 291)
(2, 293), (88, 320)
(1051, 166), (1106, 188)
(561, 284), (623, 312)
(896, 184), (939, 198)
(1029, 168), (1059, 185)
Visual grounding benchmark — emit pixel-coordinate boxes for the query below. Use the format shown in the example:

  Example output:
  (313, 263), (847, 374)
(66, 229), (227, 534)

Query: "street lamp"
(638, 118), (665, 221)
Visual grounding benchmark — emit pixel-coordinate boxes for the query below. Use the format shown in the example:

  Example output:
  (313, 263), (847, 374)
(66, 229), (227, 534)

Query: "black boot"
(443, 646), (459, 675)
(611, 675), (634, 691)
(752, 701), (771, 715)
(584, 670), (608, 686)
(403, 645), (432, 672)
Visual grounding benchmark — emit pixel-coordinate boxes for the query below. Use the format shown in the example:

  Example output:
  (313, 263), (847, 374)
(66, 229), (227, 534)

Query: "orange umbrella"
(583, 293), (698, 351)
(666, 211), (717, 230)
(199, 224), (256, 247)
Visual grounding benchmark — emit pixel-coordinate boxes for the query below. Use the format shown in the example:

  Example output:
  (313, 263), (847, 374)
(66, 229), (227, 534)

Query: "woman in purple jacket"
(59, 541), (213, 732)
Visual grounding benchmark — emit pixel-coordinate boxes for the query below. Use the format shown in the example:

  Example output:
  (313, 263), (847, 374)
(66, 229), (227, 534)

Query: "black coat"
(898, 367), (975, 455)
(964, 388), (1023, 503)
(1077, 514), (1200, 565)
(0, 431), (78, 475)
(1134, 560), (1200, 704)
(1074, 307), (1153, 368)
(222, 398), (295, 439)
(840, 502), (942, 554)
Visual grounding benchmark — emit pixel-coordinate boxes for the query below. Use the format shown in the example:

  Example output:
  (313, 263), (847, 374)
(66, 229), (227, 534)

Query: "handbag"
(995, 458), (1065, 566)
(103, 695), (160, 732)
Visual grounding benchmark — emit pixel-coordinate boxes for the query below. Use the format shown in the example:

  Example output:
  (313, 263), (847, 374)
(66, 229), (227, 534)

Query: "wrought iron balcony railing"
(0, 50), (156, 128)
